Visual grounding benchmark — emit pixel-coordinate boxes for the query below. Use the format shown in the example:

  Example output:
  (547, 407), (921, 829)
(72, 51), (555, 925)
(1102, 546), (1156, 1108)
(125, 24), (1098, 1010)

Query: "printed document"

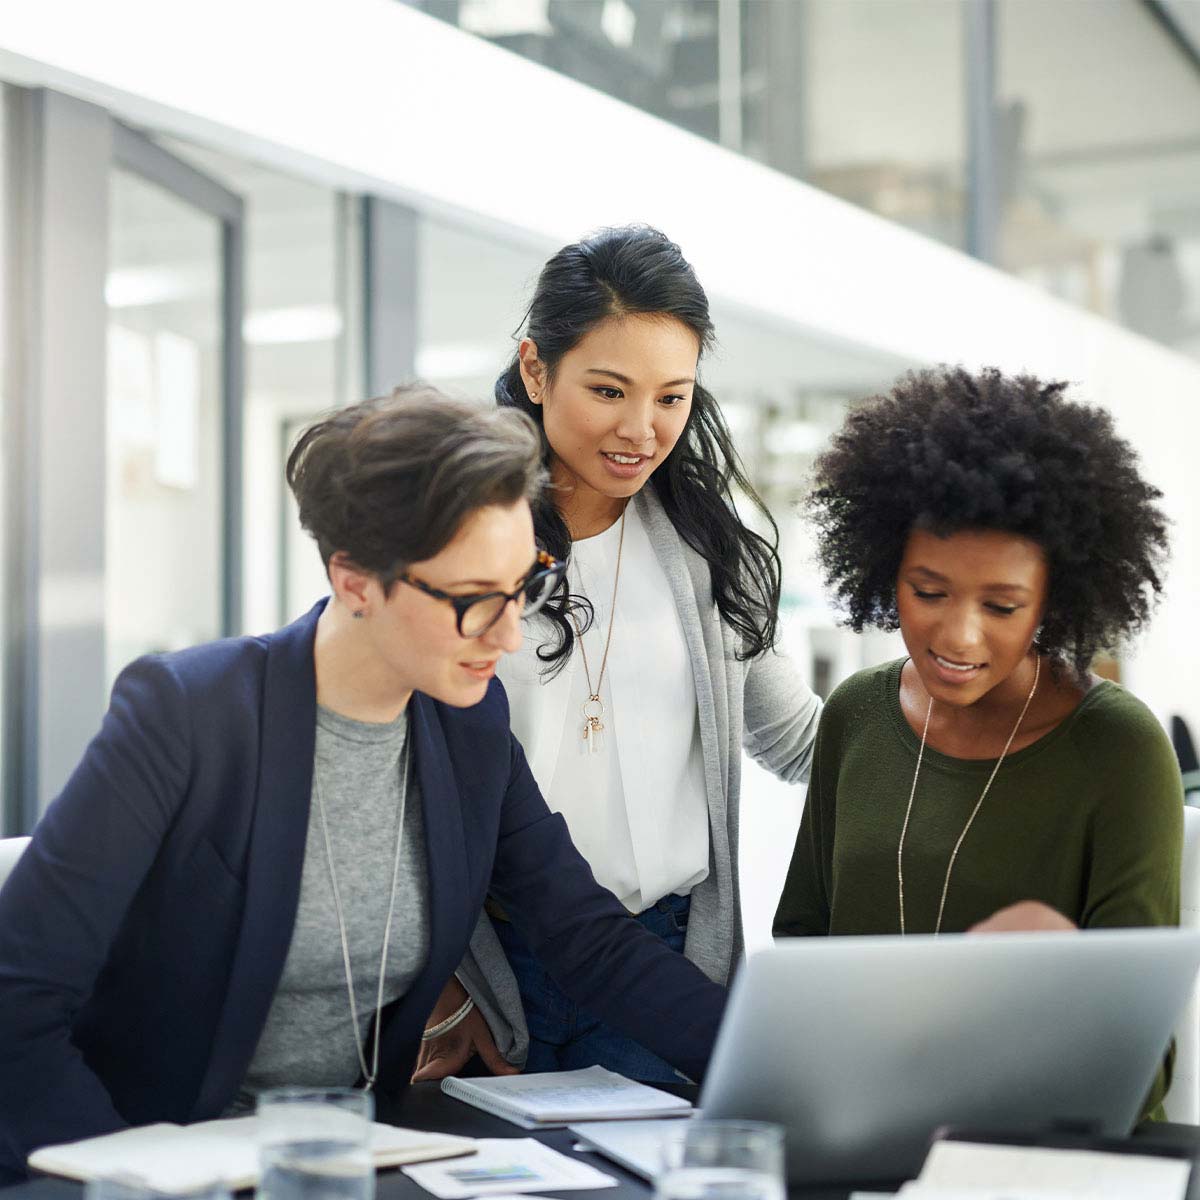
(402, 1137), (618, 1198)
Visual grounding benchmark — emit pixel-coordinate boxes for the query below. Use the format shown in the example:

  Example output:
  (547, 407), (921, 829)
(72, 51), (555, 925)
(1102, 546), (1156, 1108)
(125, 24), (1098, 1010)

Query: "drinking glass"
(654, 1120), (785, 1200)
(256, 1087), (374, 1200)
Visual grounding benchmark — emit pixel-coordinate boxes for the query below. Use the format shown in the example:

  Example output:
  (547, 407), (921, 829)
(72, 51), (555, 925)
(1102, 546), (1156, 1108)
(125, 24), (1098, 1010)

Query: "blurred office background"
(2, 0), (1199, 944)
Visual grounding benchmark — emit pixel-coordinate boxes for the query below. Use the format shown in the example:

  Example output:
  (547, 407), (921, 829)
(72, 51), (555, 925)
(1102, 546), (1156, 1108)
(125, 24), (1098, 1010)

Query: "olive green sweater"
(774, 659), (1183, 1115)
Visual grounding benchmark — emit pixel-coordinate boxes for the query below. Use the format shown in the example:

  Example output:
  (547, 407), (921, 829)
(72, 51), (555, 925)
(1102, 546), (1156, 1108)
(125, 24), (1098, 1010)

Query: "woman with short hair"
(0, 386), (726, 1182)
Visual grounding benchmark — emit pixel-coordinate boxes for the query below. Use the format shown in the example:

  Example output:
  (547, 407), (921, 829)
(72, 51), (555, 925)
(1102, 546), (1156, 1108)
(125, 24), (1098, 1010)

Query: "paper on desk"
(27, 1118), (474, 1192)
(402, 1137), (617, 1199)
(916, 1140), (1190, 1199)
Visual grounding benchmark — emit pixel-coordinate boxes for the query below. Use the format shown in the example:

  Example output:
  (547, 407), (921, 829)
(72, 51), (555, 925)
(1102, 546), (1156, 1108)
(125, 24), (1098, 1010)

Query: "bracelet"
(421, 996), (474, 1041)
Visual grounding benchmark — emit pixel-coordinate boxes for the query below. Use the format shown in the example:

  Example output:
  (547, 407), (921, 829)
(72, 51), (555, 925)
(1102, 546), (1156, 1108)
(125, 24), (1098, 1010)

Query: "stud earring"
(352, 610), (365, 620)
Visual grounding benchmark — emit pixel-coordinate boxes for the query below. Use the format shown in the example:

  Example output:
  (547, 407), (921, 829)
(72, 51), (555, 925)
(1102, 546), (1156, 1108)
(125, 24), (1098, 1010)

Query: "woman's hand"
(968, 900), (1078, 933)
(411, 975), (519, 1081)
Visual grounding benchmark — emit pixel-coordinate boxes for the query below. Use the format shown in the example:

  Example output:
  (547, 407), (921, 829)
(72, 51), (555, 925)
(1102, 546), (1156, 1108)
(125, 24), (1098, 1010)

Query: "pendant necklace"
(313, 735), (409, 1091)
(567, 508), (627, 755)
(897, 654), (1041, 936)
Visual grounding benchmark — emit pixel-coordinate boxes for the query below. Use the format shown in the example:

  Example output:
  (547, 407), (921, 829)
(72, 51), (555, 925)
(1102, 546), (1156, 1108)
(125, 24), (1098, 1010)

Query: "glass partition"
(154, 138), (364, 631)
(426, 0), (969, 250)
(416, 215), (543, 401)
(997, 0), (1200, 355)
(779, 0), (967, 249)
(106, 169), (224, 684)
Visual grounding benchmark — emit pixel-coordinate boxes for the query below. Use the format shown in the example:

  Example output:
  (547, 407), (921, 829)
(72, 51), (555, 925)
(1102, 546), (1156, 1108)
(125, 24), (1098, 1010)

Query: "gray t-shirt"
(234, 703), (430, 1104)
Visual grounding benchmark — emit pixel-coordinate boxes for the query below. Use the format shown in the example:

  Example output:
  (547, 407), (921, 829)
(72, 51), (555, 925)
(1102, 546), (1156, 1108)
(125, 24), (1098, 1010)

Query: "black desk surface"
(10, 1085), (1200, 1200)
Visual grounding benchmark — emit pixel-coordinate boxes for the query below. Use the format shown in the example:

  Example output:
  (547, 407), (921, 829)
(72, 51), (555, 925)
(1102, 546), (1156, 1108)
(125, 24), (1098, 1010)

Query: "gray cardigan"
(458, 487), (822, 1065)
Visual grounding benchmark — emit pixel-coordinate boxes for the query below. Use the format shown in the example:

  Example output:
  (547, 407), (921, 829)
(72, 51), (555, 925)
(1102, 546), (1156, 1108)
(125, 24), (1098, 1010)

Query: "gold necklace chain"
(897, 654), (1041, 935)
(567, 508), (627, 754)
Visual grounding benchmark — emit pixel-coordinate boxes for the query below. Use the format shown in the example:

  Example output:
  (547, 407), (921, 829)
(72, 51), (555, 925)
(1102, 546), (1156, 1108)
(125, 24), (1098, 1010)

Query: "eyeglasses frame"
(397, 550), (565, 639)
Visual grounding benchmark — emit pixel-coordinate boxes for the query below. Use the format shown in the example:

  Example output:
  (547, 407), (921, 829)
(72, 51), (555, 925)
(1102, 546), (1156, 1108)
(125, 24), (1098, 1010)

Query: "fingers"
(411, 1044), (467, 1081)
(476, 1038), (520, 1075)
(465, 1010), (520, 1076)
(411, 1015), (520, 1081)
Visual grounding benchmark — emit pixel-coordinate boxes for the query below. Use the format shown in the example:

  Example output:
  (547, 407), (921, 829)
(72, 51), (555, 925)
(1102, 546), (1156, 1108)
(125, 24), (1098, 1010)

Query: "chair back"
(0, 836), (31, 891)
(1166, 807), (1200, 1122)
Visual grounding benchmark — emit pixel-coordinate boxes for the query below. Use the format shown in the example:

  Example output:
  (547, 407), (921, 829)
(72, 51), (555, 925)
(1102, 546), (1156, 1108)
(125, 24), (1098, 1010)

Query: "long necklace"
(313, 738), (408, 1091)
(897, 654), (1041, 936)
(567, 508), (627, 754)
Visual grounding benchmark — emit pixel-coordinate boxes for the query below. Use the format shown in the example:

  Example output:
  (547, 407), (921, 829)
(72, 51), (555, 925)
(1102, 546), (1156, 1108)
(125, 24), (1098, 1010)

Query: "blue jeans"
(493, 893), (691, 1082)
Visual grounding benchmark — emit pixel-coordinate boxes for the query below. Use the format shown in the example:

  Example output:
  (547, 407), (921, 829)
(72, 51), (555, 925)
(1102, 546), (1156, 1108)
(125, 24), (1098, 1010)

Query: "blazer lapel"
(408, 693), (468, 964)
(191, 601), (323, 1118)
(370, 692), (471, 1083)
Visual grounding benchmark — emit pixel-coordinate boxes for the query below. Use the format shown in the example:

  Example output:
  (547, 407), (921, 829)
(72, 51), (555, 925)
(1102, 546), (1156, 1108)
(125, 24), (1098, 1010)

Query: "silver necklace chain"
(568, 508), (627, 754)
(313, 737), (408, 1091)
(897, 655), (1041, 936)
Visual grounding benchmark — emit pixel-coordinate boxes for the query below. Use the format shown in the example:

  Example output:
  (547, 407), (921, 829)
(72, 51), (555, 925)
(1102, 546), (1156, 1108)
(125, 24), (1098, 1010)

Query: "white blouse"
(497, 502), (709, 913)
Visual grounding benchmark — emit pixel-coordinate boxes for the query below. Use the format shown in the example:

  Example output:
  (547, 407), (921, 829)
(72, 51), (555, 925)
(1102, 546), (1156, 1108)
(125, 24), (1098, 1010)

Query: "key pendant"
(583, 716), (605, 753)
(581, 696), (605, 755)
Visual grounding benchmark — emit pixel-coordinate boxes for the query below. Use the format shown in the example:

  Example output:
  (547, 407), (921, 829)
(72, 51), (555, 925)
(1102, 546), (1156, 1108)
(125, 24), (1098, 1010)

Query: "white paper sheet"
(27, 1117), (474, 1191)
(916, 1140), (1190, 1200)
(402, 1137), (618, 1198)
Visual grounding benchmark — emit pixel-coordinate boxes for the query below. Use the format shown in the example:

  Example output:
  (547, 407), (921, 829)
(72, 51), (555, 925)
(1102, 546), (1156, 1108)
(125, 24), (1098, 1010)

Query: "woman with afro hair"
(774, 366), (1181, 1110)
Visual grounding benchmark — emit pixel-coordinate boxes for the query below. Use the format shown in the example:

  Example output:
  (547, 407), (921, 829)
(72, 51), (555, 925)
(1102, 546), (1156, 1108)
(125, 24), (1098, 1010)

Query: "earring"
(352, 610), (365, 620)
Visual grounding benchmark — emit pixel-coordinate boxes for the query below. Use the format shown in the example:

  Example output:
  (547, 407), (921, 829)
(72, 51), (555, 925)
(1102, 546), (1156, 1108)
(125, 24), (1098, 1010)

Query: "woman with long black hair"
(415, 226), (820, 1081)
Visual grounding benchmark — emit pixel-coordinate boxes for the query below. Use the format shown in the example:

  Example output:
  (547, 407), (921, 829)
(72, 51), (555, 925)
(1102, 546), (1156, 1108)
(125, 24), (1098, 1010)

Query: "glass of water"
(655, 1120), (785, 1200)
(256, 1087), (374, 1200)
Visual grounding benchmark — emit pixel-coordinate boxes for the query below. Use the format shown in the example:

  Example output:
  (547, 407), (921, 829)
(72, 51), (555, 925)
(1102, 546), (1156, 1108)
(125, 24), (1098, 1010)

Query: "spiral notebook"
(440, 1066), (693, 1130)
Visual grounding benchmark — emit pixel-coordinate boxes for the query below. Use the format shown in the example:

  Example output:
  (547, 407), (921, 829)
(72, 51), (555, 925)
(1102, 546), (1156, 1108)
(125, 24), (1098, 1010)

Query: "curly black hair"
(810, 366), (1169, 676)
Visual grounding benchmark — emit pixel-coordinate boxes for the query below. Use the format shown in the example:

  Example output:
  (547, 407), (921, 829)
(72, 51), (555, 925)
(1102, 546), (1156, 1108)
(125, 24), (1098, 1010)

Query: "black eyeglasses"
(398, 550), (566, 639)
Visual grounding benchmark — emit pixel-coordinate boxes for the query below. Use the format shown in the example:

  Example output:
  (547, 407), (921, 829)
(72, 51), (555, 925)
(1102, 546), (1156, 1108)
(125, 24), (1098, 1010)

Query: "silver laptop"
(698, 929), (1200, 1185)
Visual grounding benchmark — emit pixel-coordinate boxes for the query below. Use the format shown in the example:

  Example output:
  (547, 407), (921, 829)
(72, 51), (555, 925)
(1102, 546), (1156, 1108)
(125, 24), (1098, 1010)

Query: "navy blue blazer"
(0, 601), (725, 1180)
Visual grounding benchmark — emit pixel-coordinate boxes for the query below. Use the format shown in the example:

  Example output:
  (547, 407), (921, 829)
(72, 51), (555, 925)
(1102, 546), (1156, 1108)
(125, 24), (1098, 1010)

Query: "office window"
(153, 140), (364, 631)
(106, 169), (225, 684)
(431, 0), (726, 142)
(428, 0), (968, 251)
(997, 0), (1200, 355)
(416, 215), (543, 403)
(788, 0), (968, 250)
